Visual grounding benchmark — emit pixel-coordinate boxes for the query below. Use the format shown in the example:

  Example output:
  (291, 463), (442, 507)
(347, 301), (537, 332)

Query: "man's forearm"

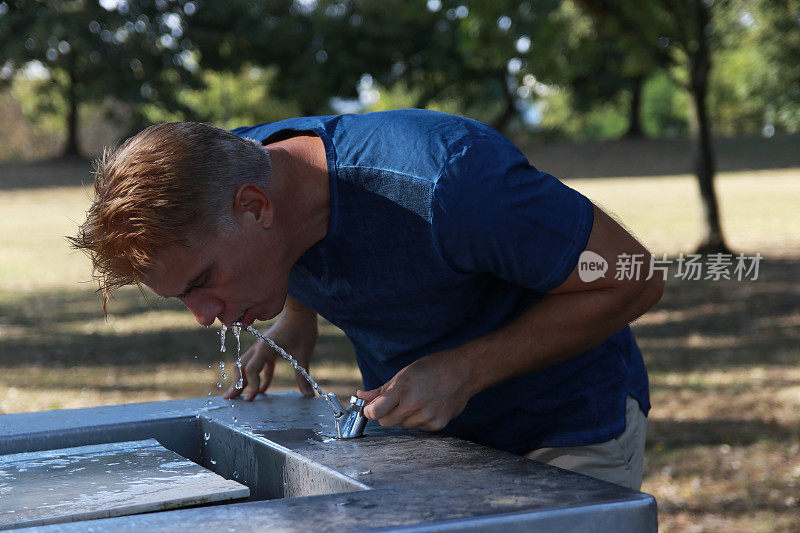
(449, 279), (664, 398)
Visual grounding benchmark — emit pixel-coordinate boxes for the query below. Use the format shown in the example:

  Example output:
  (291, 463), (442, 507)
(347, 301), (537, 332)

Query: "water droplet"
(219, 362), (225, 371)
(216, 382), (222, 388)
(203, 432), (210, 442)
(235, 378), (243, 390)
(233, 325), (241, 354)
(210, 459), (216, 465)
(232, 416), (237, 422)
(233, 470), (239, 479)
(221, 372), (228, 379)
(219, 325), (227, 352)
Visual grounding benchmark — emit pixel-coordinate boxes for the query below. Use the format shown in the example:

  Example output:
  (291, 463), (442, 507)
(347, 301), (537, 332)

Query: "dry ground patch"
(0, 159), (798, 532)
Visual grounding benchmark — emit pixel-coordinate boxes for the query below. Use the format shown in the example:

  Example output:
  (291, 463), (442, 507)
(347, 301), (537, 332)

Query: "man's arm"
(357, 204), (665, 430)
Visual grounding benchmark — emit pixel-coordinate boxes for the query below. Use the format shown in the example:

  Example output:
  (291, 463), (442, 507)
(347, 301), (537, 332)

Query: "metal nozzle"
(326, 393), (368, 439)
(326, 393), (347, 418)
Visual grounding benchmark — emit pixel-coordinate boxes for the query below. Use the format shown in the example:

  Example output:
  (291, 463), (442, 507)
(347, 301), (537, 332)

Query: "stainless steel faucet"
(326, 393), (368, 439)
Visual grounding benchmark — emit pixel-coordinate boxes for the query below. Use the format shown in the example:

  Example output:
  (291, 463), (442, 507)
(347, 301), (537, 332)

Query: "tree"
(186, 0), (568, 134)
(0, 0), (198, 157)
(748, 0), (800, 133)
(186, 0), (412, 116)
(384, 0), (564, 133)
(553, 1), (672, 139)
(579, 0), (732, 254)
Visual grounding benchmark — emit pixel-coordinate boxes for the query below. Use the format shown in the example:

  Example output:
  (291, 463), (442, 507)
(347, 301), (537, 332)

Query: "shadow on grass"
(647, 418), (799, 448)
(0, 325), (356, 367)
(631, 257), (800, 372)
(0, 157), (93, 191)
(0, 285), (175, 327)
(0, 285), (357, 368)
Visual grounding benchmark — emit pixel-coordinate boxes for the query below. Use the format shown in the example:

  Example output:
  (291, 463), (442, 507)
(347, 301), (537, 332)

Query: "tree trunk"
(490, 71), (517, 134)
(63, 54), (81, 158)
(689, 0), (729, 255)
(623, 76), (645, 138)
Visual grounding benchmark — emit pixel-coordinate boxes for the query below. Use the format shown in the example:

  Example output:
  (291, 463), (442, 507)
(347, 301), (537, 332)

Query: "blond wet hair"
(69, 122), (271, 311)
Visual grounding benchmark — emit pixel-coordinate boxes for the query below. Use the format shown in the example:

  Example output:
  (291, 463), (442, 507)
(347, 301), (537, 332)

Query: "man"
(72, 109), (663, 490)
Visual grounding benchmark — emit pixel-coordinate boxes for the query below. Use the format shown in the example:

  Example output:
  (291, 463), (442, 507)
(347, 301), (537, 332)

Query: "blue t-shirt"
(232, 109), (650, 455)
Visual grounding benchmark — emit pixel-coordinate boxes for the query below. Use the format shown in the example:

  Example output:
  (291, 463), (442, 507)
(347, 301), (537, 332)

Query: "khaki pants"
(524, 396), (647, 490)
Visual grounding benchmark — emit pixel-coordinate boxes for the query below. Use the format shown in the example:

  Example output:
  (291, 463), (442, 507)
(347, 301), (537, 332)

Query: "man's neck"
(264, 135), (331, 262)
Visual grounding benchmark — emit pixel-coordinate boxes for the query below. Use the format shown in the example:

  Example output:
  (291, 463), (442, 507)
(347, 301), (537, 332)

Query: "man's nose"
(182, 293), (224, 327)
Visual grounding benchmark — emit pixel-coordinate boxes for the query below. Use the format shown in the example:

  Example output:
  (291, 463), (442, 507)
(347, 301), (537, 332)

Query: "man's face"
(142, 223), (289, 327)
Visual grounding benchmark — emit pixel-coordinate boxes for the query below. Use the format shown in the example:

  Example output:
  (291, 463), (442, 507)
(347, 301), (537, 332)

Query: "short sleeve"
(431, 139), (594, 292)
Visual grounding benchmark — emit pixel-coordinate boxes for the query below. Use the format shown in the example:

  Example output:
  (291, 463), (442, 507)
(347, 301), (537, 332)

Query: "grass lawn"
(0, 156), (798, 531)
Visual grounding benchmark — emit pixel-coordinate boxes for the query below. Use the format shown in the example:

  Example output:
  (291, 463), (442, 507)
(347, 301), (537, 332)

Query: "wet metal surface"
(0, 392), (657, 531)
(0, 439), (248, 529)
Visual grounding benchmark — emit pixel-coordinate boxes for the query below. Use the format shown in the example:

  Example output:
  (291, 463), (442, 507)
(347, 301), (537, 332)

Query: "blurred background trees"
(0, 0), (200, 157)
(4, 0), (796, 147)
(1, 0), (798, 250)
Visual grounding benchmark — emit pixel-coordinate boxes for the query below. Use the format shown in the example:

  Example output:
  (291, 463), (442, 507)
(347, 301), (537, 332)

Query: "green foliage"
(641, 72), (690, 138)
(2, 0), (799, 154)
(185, 0), (566, 130)
(364, 82), (422, 114)
(751, 0), (800, 133)
(0, 0), (202, 154)
(702, 0), (800, 136)
(11, 75), (67, 134)
(552, 1), (667, 119)
(140, 66), (300, 129)
(536, 88), (628, 141)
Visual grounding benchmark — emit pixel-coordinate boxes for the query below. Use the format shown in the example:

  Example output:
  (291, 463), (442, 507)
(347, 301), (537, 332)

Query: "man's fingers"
(356, 388), (381, 403)
(242, 356), (264, 400)
(258, 359), (276, 394)
(378, 406), (421, 428)
(398, 410), (429, 429)
(295, 373), (314, 396)
(363, 394), (399, 422)
(223, 341), (261, 399)
(222, 385), (242, 400)
(223, 362), (249, 399)
(400, 410), (448, 431)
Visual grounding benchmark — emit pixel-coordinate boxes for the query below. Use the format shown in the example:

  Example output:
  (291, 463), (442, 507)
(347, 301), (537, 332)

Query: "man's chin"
(256, 309), (282, 322)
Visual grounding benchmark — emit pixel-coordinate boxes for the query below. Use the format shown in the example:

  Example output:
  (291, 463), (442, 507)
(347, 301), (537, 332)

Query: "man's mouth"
(236, 309), (255, 327)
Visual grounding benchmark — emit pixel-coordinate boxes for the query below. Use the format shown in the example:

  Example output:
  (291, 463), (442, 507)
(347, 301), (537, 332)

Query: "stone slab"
(0, 439), (249, 529)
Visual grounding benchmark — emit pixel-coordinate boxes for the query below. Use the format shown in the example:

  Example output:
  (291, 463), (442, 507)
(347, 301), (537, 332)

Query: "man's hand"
(356, 350), (474, 431)
(223, 296), (318, 401)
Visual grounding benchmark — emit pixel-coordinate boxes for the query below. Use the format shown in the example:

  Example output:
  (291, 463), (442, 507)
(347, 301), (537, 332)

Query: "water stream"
(220, 324), (345, 421)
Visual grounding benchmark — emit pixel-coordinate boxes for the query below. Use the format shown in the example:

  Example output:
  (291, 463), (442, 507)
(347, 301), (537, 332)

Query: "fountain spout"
(327, 394), (368, 439)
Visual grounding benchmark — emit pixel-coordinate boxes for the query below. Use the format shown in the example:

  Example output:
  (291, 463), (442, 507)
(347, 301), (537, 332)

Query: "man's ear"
(233, 183), (273, 229)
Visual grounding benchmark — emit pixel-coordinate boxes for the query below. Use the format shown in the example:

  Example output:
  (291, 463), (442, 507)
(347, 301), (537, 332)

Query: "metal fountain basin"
(0, 391), (658, 531)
